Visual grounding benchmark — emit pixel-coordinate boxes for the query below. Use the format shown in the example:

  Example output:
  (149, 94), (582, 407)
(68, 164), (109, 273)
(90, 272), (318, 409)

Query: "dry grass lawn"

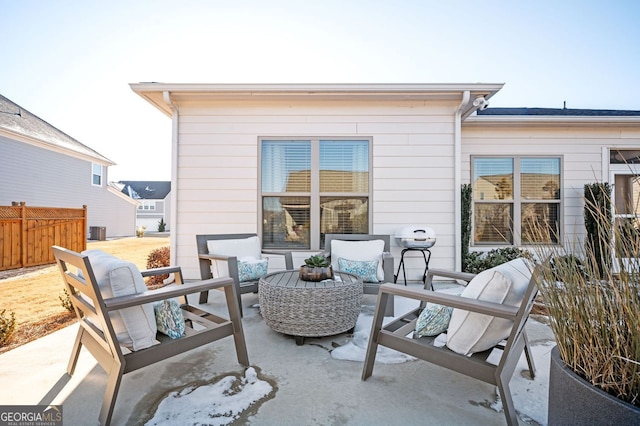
(0, 237), (170, 353)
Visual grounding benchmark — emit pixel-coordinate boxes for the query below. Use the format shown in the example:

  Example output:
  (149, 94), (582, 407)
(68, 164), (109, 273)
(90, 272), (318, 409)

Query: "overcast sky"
(1, 1), (638, 182)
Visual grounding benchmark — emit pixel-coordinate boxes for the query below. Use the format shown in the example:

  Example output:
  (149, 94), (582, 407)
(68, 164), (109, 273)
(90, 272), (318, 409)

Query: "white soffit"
(130, 83), (505, 116)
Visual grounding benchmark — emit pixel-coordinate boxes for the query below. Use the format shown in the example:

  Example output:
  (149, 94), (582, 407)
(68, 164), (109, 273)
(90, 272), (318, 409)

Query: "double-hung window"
(472, 156), (561, 245)
(91, 163), (103, 186)
(260, 138), (371, 250)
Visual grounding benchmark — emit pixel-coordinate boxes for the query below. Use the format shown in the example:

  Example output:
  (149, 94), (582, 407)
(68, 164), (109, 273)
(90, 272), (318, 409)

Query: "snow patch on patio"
(145, 367), (274, 426)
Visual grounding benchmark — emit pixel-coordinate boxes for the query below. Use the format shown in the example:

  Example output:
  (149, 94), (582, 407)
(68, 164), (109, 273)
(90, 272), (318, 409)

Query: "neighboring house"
(0, 94), (137, 238)
(118, 180), (171, 231)
(130, 83), (640, 280)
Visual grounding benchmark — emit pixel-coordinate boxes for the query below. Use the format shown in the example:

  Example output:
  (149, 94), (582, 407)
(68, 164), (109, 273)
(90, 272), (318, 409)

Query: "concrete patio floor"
(0, 284), (555, 425)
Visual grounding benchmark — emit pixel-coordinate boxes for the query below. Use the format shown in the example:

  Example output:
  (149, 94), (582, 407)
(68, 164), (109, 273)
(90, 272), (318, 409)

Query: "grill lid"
(395, 226), (436, 248)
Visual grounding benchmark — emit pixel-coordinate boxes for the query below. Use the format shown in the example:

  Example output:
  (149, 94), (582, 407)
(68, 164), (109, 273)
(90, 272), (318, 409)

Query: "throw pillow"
(415, 303), (453, 337)
(237, 258), (269, 282)
(81, 250), (159, 351)
(330, 239), (386, 282)
(446, 257), (533, 355)
(338, 257), (379, 283)
(154, 299), (185, 339)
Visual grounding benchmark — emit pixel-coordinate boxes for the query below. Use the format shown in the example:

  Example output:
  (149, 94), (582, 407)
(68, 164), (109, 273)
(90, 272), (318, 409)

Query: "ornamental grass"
(531, 186), (640, 407)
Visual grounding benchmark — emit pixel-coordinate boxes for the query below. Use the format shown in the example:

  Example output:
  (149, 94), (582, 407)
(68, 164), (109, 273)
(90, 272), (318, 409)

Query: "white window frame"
(91, 163), (103, 187)
(137, 200), (156, 211)
(258, 137), (373, 250)
(609, 148), (640, 273)
(471, 155), (563, 246)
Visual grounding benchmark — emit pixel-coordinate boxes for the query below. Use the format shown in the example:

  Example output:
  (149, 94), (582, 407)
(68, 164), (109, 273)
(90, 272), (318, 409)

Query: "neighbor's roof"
(0, 94), (114, 164)
(119, 181), (171, 199)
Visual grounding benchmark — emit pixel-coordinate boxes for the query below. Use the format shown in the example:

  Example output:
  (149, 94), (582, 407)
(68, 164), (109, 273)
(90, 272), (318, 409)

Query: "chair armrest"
(426, 268), (476, 282)
(140, 266), (184, 285)
(378, 283), (519, 320)
(140, 266), (182, 277)
(104, 277), (235, 311)
(198, 253), (233, 261)
(261, 250), (294, 269)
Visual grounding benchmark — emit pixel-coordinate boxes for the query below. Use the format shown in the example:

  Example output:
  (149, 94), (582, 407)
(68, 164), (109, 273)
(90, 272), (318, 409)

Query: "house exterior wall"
(136, 200), (165, 230)
(0, 136), (137, 237)
(461, 122), (640, 249)
(172, 99), (460, 280)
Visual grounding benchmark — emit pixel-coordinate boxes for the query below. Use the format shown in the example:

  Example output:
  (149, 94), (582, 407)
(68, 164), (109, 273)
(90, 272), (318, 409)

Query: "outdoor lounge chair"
(52, 246), (249, 426)
(362, 258), (539, 426)
(324, 234), (395, 316)
(196, 233), (294, 316)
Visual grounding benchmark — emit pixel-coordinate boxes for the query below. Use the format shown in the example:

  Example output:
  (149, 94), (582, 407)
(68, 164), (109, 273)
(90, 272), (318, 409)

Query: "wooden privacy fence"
(0, 203), (87, 271)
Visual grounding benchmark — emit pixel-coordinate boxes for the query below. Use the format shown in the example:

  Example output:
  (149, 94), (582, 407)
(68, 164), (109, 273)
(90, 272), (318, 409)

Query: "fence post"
(82, 205), (88, 250)
(20, 202), (27, 268)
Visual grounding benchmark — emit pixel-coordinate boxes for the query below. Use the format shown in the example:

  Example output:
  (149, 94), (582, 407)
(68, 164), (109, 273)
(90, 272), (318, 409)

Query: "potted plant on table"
(299, 254), (334, 282)
(533, 182), (639, 424)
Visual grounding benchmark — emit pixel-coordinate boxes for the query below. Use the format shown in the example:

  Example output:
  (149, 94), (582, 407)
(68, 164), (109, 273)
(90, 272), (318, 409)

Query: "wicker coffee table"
(259, 270), (363, 345)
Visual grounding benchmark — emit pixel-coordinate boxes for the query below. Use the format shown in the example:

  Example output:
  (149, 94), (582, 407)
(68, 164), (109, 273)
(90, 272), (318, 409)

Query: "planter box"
(549, 345), (640, 425)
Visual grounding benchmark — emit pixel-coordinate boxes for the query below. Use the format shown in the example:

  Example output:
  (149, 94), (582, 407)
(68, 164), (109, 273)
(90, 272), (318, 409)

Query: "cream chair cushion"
(82, 250), (158, 351)
(206, 236), (262, 278)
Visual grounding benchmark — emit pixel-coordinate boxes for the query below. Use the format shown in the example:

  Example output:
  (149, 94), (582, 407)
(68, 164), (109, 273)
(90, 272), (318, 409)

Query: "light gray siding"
(0, 136), (136, 237)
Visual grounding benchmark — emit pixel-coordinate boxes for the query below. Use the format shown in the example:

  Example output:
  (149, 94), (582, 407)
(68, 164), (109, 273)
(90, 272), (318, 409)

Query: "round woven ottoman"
(259, 270), (363, 345)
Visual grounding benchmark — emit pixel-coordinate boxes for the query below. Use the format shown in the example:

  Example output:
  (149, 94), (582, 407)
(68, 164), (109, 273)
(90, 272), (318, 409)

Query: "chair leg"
(98, 361), (124, 426)
(362, 292), (390, 380)
(383, 294), (394, 317)
(522, 330), (536, 378)
(198, 290), (209, 304)
(223, 283), (250, 366)
(67, 326), (84, 376)
(496, 380), (518, 426)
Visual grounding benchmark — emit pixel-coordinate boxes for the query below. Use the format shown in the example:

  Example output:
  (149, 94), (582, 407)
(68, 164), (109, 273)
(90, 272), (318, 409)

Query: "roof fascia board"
(0, 128), (115, 166)
(107, 185), (139, 205)
(464, 115), (640, 127)
(130, 83), (504, 115)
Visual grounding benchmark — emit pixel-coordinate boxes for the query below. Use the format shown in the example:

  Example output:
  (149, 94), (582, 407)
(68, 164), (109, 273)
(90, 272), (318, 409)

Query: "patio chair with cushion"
(52, 246), (249, 426)
(362, 258), (539, 426)
(324, 234), (395, 316)
(196, 233), (294, 316)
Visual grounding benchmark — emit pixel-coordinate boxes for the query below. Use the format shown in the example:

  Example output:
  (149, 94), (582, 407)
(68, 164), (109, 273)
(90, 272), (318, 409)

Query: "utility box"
(89, 226), (106, 241)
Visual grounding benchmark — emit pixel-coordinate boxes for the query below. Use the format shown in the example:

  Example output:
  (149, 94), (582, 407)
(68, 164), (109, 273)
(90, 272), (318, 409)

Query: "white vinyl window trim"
(259, 137), (372, 250)
(471, 155), (562, 246)
(91, 163), (103, 187)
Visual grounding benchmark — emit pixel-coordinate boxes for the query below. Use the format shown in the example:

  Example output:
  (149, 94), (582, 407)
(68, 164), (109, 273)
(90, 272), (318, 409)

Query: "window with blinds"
(472, 156), (561, 245)
(260, 138), (371, 250)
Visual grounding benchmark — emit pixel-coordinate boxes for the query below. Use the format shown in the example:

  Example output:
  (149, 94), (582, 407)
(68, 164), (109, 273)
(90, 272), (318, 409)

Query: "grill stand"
(394, 247), (432, 287)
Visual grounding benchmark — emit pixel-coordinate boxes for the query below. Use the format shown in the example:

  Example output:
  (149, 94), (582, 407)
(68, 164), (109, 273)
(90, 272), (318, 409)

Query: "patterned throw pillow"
(415, 303), (453, 337)
(154, 299), (185, 339)
(238, 258), (269, 282)
(338, 258), (380, 283)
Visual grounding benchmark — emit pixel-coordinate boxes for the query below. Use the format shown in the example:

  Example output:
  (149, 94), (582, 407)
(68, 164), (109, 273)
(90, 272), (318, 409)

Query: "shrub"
(463, 247), (533, 274)
(0, 309), (16, 347)
(158, 218), (166, 232)
(59, 289), (74, 312)
(146, 246), (170, 288)
(461, 184), (472, 271)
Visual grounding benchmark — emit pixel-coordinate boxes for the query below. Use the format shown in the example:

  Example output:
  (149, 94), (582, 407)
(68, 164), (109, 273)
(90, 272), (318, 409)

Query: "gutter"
(163, 91), (179, 266)
(454, 91), (471, 271)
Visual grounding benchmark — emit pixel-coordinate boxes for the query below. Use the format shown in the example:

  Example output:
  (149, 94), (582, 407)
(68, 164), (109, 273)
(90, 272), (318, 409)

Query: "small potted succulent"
(299, 254), (334, 281)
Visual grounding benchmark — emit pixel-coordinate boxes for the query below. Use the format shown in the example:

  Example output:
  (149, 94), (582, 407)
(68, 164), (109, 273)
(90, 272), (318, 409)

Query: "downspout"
(163, 91), (179, 266)
(454, 91), (471, 271)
